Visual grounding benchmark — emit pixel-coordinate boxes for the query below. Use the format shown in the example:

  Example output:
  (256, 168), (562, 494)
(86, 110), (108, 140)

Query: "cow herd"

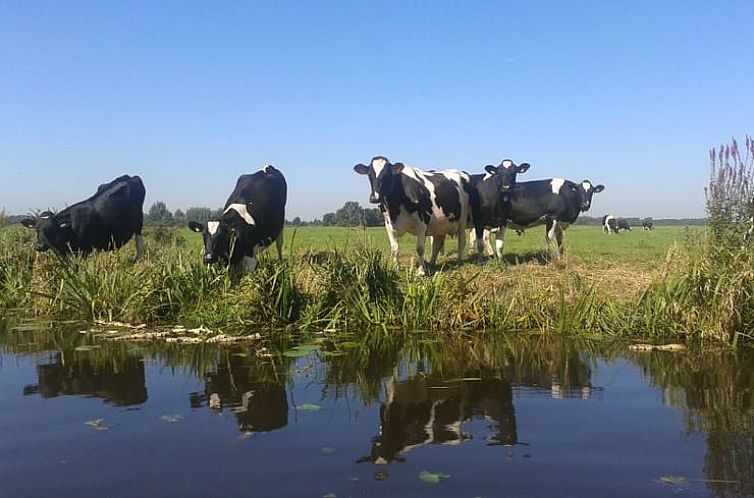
(19, 157), (644, 275)
(354, 155), (604, 274)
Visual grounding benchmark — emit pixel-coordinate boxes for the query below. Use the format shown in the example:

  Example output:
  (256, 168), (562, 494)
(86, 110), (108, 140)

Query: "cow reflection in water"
(23, 353), (147, 406)
(358, 377), (517, 464)
(190, 355), (288, 433)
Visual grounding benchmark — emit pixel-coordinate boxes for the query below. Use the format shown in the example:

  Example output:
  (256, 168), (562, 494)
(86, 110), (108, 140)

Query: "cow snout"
(369, 193), (381, 204)
(35, 243), (48, 252)
(203, 253), (216, 263)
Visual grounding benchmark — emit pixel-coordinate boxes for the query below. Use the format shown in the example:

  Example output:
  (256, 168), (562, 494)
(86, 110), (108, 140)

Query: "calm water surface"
(1, 324), (752, 498)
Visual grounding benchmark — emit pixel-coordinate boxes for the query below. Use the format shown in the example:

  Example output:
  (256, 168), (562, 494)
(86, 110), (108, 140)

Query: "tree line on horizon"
(1, 201), (706, 228)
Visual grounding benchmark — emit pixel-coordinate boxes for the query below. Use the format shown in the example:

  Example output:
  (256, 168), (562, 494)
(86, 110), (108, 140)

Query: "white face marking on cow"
(501, 159), (513, 169)
(371, 157), (388, 178)
(207, 221), (220, 235)
(550, 178), (565, 194)
(582, 181), (592, 192)
(224, 203), (255, 225)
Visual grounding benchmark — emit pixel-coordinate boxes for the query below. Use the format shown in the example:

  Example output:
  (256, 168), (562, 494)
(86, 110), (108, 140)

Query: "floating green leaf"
(75, 345), (94, 352)
(659, 476), (687, 485)
(160, 414), (183, 423)
(419, 470), (451, 484)
(232, 352), (248, 358)
(321, 446), (335, 454)
(323, 494), (336, 498)
(84, 419), (108, 431)
(295, 403), (322, 412)
(283, 344), (319, 358)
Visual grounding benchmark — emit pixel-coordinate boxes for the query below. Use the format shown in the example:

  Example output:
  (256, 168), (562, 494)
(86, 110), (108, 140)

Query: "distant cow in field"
(642, 218), (654, 231)
(616, 219), (632, 232)
(466, 159), (530, 259)
(21, 175), (146, 260)
(604, 215), (631, 233)
(188, 165), (286, 274)
(354, 156), (470, 275)
(485, 178), (604, 258)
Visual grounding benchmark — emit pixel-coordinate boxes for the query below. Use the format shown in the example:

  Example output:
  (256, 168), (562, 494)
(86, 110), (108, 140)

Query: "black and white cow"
(488, 178), (604, 258)
(642, 218), (654, 231)
(466, 159), (530, 259)
(604, 215), (631, 233)
(354, 156), (470, 275)
(21, 175), (146, 260)
(616, 218), (632, 232)
(188, 165), (286, 274)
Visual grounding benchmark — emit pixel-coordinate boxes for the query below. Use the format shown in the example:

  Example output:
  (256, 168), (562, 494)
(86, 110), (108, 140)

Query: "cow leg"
(495, 226), (507, 259)
(134, 234), (145, 262)
(456, 225), (466, 264)
(545, 220), (560, 259)
(275, 231), (284, 262)
(415, 223), (428, 276)
(555, 225), (565, 256)
(486, 229), (496, 257)
(385, 227), (401, 265)
(429, 235), (444, 267)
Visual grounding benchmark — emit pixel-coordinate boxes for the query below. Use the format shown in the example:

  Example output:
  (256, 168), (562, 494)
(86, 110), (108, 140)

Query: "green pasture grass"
(178, 225), (688, 264)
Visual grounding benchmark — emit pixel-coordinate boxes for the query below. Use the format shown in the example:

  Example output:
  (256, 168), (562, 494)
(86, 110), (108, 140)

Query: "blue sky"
(2, 1), (753, 220)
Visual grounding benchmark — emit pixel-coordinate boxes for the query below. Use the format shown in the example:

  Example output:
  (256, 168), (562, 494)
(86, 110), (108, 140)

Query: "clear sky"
(2, 1), (753, 220)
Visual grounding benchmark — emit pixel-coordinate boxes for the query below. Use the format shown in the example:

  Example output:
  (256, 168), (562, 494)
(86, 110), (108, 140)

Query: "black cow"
(488, 178), (604, 257)
(616, 218), (632, 232)
(642, 217), (654, 231)
(21, 175), (146, 260)
(188, 165), (286, 274)
(466, 159), (530, 259)
(354, 156), (470, 275)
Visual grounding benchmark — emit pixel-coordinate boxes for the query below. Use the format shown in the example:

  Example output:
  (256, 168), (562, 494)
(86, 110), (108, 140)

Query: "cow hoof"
(415, 266), (427, 277)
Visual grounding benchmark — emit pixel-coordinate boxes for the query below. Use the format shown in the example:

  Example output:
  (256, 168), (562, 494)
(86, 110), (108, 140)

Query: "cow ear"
(353, 164), (369, 175)
(517, 163), (531, 174)
(484, 164), (497, 174)
(188, 221), (204, 233)
(21, 218), (36, 229)
(593, 184), (605, 193)
(392, 163), (405, 175)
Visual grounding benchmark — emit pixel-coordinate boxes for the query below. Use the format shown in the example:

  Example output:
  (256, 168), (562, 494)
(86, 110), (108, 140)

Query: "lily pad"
(295, 403), (322, 412)
(419, 470), (451, 484)
(321, 446), (335, 454)
(283, 345), (319, 358)
(160, 414), (183, 423)
(659, 476), (688, 485)
(84, 419), (109, 431)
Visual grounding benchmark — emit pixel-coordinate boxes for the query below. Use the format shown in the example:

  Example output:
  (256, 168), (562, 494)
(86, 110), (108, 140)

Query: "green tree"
(185, 207), (213, 224)
(146, 201), (174, 224)
(334, 201), (365, 226)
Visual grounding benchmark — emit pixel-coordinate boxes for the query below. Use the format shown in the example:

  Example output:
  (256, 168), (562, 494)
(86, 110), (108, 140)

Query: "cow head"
(353, 156), (405, 205)
(21, 212), (73, 253)
(484, 159), (530, 201)
(188, 206), (254, 265)
(577, 180), (605, 211)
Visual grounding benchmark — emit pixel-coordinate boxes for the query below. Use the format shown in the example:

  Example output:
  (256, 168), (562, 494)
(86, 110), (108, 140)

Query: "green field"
(177, 224), (689, 268)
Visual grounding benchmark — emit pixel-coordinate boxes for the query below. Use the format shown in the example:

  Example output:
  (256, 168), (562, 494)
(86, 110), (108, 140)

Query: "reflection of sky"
(0, 352), (727, 497)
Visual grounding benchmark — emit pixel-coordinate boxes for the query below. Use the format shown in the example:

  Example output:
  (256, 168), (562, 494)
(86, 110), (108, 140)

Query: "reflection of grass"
(0, 224), (751, 343)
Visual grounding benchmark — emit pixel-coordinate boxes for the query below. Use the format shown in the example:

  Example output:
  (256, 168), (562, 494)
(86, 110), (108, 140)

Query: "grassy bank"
(4, 222), (751, 344)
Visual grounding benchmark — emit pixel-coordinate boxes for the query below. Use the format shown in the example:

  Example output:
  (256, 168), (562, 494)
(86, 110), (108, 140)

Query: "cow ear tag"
(59, 222), (70, 228)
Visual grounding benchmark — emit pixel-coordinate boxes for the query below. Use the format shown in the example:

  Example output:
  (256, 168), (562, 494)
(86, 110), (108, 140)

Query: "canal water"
(1, 324), (752, 497)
